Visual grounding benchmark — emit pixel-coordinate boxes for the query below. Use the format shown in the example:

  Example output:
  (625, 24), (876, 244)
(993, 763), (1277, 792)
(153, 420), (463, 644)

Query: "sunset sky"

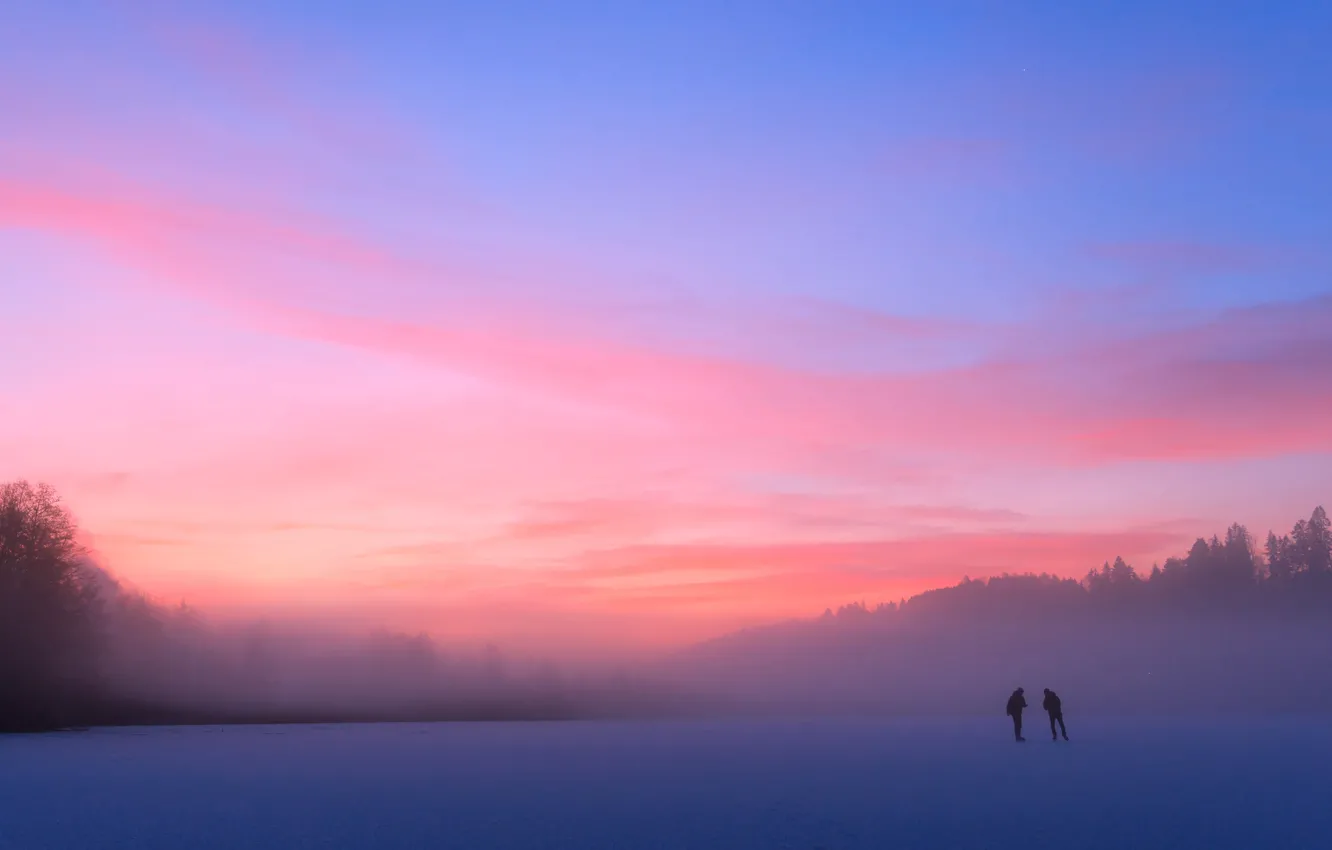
(3, 1), (1330, 653)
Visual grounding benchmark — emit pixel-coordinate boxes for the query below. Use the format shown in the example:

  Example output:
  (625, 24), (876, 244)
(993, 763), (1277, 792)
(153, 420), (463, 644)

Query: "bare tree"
(0, 480), (101, 729)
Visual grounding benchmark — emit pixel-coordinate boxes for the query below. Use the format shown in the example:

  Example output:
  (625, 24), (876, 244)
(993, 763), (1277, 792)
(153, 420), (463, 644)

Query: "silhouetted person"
(1043, 688), (1068, 741)
(1005, 687), (1027, 741)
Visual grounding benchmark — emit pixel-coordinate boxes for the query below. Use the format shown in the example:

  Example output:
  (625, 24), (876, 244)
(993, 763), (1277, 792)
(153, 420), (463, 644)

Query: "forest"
(843, 505), (1332, 621)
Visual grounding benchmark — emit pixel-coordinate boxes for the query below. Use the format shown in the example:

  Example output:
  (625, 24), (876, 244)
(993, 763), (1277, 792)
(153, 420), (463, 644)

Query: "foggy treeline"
(0, 481), (666, 732)
(668, 508), (1332, 717)
(6, 478), (1332, 731)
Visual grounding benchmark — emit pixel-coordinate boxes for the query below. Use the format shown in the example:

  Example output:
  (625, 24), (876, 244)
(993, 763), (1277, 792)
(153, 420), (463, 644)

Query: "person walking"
(1043, 688), (1068, 741)
(1005, 687), (1027, 742)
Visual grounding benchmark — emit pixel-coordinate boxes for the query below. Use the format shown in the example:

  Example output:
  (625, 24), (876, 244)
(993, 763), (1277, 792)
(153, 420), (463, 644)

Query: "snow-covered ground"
(1, 717), (1327, 849)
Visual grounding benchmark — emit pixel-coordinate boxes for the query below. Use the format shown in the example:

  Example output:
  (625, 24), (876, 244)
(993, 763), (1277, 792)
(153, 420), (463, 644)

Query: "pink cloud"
(7, 170), (1331, 473)
(498, 497), (1026, 544)
(895, 505), (1027, 524)
(279, 525), (1195, 647)
(152, 523), (1187, 651)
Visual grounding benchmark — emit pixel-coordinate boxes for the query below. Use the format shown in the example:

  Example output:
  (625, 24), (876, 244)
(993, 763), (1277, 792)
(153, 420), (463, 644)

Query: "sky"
(2, 0), (1330, 655)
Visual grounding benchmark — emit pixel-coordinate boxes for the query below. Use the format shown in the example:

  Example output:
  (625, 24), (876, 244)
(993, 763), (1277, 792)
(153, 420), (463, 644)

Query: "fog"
(84, 565), (1332, 729)
(659, 514), (1332, 717)
(84, 565), (678, 726)
(7, 478), (1332, 730)
(662, 592), (1332, 717)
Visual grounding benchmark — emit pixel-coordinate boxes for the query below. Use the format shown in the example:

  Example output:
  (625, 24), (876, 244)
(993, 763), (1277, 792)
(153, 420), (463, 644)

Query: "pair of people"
(1005, 687), (1068, 742)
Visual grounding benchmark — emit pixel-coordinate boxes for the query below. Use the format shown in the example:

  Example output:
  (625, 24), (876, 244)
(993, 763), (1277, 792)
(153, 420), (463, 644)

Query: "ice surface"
(1, 717), (1328, 849)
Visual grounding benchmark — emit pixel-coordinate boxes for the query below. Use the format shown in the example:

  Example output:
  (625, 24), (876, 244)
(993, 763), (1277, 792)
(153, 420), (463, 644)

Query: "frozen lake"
(2, 717), (1328, 849)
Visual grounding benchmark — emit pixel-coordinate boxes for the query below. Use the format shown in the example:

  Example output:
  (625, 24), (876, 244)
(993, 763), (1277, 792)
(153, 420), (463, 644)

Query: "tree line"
(5, 480), (1331, 729)
(1082, 507), (1331, 600)
(807, 506), (1332, 627)
(680, 506), (1332, 717)
(0, 480), (666, 732)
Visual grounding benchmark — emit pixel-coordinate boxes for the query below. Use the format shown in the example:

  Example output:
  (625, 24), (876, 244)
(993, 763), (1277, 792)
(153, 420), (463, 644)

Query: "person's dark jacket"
(1005, 691), (1027, 716)
(1043, 691), (1062, 715)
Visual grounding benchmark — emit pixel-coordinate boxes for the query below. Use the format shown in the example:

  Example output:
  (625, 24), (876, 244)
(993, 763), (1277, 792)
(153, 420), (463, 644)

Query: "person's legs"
(1013, 713), (1024, 741)
(1049, 712), (1058, 740)
(1057, 714), (1068, 740)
